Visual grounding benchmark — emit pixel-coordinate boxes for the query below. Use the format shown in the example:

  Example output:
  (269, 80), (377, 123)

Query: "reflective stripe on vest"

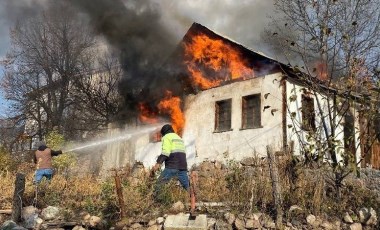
(162, 133), (186, 157)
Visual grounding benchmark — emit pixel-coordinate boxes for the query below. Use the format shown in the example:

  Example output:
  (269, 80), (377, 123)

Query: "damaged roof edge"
(169, 23), (306, 80)
(164, 22), (379, 103)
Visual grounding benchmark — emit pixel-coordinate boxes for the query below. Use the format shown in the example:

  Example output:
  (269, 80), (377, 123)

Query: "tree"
(1, 2), (96, 142)
(263, 0), (380, 198)
(266, 0), (380, 78)
(67, 50), (124, 138)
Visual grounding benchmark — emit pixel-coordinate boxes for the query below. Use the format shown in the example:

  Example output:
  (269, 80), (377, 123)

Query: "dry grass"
(0, 171), (16, 209)
(1, 157), (379, 224)
(196, 167), (229, 202)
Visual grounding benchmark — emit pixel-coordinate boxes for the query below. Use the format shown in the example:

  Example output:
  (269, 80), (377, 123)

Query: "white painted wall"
(100, 73), (362, 173)
(286, 81), (361, 165)
(182, 73), (284, 166)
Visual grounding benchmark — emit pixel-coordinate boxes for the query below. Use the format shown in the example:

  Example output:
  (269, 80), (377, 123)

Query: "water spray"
(62, 123), (165, 152)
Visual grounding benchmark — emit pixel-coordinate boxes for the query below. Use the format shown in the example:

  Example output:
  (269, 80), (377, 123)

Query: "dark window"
(344, 111), (356, 164)
(242, 94), (261, 129)
(215, 99), (232, 132)
(301, 94), (316, 131)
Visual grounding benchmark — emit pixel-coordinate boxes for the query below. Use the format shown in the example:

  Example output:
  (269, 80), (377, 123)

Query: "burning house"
(100, 22), (380, 172)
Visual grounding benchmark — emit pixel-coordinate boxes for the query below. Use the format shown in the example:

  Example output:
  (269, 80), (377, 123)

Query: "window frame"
(241, 94), (262, 130)
(301, 93), (316, 132)
(215, 99), (232, 132)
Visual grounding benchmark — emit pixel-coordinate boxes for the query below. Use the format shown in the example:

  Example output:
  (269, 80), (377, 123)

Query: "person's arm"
(152, 163), (161, 172)
(51, 150), (63, 156)
(156, 136), (171, 165)
(150, 162), (162, 177)
(151, 137), (171, 175)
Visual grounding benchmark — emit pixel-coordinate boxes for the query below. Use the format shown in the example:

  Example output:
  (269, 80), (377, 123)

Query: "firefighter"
(151, 124), (189, 200)
(34, 141), (63, 184)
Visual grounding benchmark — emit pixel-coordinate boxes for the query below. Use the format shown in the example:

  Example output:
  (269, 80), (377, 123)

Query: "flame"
(314, 61), (328, 81)
(187, 66), (222, 89)
(138, 32), (253, 134)
(158, 91), (185, 135)
(138, 102), (158, 124)
(184, 33), (253, 89)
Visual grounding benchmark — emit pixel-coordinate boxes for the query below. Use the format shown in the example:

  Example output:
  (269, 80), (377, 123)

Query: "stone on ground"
(164, 213), (207, 230)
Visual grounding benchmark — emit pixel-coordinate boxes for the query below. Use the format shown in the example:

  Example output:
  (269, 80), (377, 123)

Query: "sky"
(0, 0), (276, 117)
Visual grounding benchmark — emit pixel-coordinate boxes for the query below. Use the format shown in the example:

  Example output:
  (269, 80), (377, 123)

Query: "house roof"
(157, 23), (286, 95)
(170, 23), (380, 105)
(161, 22), (326, 94)
(179, 22), (286, 79)
(180, 23), (329, 79)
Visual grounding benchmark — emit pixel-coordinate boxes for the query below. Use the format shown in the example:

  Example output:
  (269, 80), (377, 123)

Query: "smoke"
(0, 0), (49, 58)
(0, 0), (277, 119)
(156, 0), (276, 52)
(69, 0), (180, 117)
(68, 0), (276, 117)
(0, 0), (276, 60)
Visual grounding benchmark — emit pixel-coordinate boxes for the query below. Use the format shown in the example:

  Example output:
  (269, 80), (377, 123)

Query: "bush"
(0, 146), (16, 173)
(52, 153), (77, 175)
(45, 130), (64, 149)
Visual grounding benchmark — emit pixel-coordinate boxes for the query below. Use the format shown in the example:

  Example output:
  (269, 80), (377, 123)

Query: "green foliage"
(52, 153), (77, 173)
(45, 130), (65, 149)
(101, 179), (115, 199)
(99, 179), (119, 217)
(155, 182), (176, 206)
(83, 197), (97, 213)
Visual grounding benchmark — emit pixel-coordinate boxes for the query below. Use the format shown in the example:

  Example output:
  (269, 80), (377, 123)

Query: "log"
(0, 209), (12, 214)
(44, 221), (78, 227)
(113, 170), (126, 218)
(11, 173), (25, 223)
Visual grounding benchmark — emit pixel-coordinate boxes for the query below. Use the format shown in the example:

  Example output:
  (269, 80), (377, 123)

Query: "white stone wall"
(100, 73), (362, 172)
(182, 73), (284, 166)
(286, 81), (361, 165)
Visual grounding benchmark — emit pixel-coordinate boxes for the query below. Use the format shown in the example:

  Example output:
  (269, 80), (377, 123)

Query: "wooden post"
(189, 171), (198, 217)
(266, 146), (283, 229)
(12, 173), (25, 223)
(113, 170), (126, 218)
(281, 77), (288, 153)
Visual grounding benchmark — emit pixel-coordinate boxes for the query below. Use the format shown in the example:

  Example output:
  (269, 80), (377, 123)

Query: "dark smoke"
(1, 0), (278, 122)
(0, 0), (47, 58)
(70, 0), (181, 120)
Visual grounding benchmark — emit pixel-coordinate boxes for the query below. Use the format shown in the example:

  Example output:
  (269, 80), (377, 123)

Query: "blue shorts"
(34, 168), (54, 184)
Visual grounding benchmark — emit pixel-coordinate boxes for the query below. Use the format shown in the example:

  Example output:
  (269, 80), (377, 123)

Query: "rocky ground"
(0, 201), (378, 229)
(1, 160), (380, 229)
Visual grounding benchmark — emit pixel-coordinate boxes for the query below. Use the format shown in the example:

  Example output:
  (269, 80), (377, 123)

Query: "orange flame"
(184, 33), (253, 89)
(138, 102), (158, 124)
(314, 61), (328, 81)
(158, 91), (185, 135)
(187, 66), (222, 89)
(138, 33), (253, 134)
